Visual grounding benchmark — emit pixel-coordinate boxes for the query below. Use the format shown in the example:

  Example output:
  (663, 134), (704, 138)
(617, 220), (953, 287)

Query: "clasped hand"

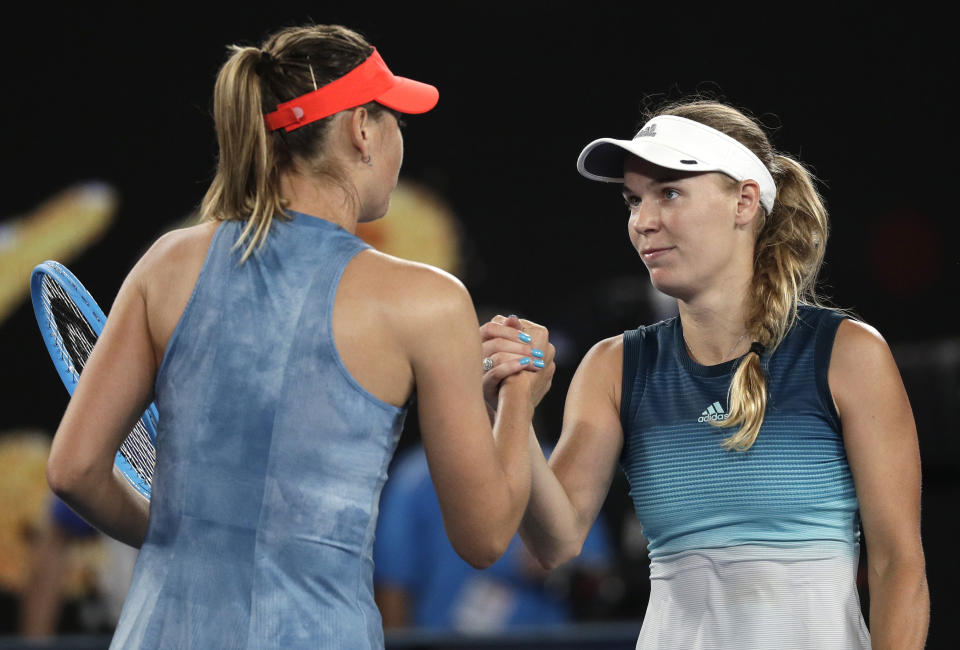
(480, 315), (556, 411)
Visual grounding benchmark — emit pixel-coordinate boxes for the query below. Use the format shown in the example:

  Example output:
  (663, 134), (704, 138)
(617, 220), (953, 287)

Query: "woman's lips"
(641, 246), (675, 261)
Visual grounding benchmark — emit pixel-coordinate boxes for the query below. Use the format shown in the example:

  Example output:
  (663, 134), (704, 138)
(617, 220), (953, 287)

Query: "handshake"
(479, 314), (556, 412)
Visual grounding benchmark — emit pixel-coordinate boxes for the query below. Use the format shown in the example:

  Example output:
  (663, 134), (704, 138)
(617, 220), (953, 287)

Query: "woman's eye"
(623, 195), (641, 208)
(663, 189), (680, 200)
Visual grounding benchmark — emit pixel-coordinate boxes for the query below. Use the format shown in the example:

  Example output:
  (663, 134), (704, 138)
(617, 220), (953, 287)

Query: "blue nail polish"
(518, 332), (532, 343)
(533, 359), (545, 368)
(531, 348), (544, 358)
(520, 357), (531, 365)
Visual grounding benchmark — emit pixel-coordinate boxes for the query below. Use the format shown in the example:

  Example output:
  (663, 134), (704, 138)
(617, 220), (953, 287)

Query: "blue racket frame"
(31, 260), (158, 500)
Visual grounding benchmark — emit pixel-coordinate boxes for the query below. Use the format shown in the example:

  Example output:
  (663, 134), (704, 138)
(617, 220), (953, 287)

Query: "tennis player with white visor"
(481, 101), (927, 648)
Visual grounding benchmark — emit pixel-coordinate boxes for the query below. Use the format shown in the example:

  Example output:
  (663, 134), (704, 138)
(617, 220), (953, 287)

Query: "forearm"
(48, 466), (149, 548)
(867, 558), (928, 649)
(519, 427), (585, 569)
(488, 383), (534, 545)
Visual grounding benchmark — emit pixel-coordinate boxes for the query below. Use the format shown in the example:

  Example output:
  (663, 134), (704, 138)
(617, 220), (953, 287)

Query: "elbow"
(532, 539), (583, 572)
(450, 530), (583, 571)
(869, 548), (927, 583)
(462, 552), (500, 571)
(46, 450), (91, 504)
(452, 532), (512, 570)
(534, 553), (569, 572)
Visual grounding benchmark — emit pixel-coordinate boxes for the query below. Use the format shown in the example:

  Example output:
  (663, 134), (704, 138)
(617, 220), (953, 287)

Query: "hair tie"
(255, 51), (275, 77)
(749, 341), (765, 356)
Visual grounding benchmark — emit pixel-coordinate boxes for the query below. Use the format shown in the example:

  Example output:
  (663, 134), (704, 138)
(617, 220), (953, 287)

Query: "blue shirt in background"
(374, 445), (612, 631)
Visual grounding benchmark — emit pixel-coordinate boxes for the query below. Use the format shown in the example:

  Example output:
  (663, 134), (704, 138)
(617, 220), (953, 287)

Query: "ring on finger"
(482, 357), (494, 372)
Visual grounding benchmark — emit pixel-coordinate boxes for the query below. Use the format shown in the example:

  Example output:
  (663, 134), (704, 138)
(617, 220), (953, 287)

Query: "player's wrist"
(498, 375), (536, 414)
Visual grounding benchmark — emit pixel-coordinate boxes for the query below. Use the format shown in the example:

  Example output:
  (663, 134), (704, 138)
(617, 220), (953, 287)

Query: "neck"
(279, 169), (361, 234)
(677, 281), (752, 365)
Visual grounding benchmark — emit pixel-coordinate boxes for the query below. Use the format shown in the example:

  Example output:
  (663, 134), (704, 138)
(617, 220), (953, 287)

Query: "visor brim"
(578, 138), (713, 182)
(376, 76), (439, 115)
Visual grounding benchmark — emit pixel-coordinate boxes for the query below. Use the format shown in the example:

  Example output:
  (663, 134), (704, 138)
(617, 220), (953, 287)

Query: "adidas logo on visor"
(698, 401), (730, 423)
(636, 123), (657, 138)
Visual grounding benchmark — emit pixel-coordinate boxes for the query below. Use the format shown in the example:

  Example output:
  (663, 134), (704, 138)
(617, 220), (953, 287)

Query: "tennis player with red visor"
(46, 23), (554, 649)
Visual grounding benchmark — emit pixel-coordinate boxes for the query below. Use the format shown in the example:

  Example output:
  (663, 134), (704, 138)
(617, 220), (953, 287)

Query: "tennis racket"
(30, 260), (157, 500)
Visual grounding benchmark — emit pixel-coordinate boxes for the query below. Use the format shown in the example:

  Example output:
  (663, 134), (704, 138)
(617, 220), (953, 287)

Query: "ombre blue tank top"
(620, 306), (870, 648)
(111, 211), (407, 649)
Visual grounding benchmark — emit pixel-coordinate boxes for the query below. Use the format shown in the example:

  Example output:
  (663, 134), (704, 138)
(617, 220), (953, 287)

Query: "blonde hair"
(199, 25), (391, 262)
(654, 101), (829, 451)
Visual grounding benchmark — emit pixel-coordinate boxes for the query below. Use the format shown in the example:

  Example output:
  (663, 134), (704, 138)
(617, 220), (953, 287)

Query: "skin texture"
(830, 319), (928, 649)
(46, 106), (556, 571)
(483, 154), (928, 647)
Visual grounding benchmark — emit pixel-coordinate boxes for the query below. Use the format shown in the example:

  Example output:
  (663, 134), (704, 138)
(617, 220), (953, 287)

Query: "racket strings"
(42, 276), (97, 380)
(40, 275), (156, 489)
(123, 420), (156, 485)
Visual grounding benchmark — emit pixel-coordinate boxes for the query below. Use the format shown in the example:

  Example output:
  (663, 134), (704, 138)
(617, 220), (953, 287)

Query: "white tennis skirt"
(636, 542), (871, 649)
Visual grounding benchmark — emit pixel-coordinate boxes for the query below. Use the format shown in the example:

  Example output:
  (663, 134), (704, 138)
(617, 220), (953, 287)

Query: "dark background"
(2, 4), (957, 647)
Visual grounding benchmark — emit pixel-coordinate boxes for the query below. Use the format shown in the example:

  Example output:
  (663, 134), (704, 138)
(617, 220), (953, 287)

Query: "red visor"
(264, 49), (438, 132)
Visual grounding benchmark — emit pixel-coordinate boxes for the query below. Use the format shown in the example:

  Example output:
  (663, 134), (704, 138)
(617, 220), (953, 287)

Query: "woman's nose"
(629, 202), (660, 234)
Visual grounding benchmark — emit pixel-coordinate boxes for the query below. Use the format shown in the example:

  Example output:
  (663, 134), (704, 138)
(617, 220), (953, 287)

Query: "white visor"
(577, 115), (776, 214)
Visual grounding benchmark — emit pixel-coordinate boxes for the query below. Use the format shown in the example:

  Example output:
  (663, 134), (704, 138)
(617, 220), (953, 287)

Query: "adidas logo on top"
(698, 401), (730, 423)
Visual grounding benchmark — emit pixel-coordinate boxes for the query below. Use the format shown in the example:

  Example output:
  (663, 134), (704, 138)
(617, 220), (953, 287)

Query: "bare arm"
(396, 270), (554, 568)
(830, 319), (928, 649)
(482, 325), (624, 569)
(44, 223), (215, 547)
(45, 260), (156, 547)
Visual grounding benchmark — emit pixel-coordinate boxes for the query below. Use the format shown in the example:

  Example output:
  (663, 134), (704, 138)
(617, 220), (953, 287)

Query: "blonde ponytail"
(199, 46), (285, 263)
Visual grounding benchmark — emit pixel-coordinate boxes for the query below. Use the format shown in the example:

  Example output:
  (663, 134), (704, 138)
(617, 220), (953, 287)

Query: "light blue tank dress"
(110, 211), (407, 649)
(620, 306), (871, 649)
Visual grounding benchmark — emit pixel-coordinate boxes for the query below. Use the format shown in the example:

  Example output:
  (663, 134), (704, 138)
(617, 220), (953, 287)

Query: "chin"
(359, 199), (391, 223)
(647, 273), (688, 302)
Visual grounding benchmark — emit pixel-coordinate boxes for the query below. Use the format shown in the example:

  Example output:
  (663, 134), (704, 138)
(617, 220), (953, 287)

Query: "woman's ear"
(735, 179), (762, 226)
(347, 106), (371, 158)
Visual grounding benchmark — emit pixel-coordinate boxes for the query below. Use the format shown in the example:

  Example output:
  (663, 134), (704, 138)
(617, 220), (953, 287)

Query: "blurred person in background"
(375, 442), (613, 632)
(20, 497), (135, 638)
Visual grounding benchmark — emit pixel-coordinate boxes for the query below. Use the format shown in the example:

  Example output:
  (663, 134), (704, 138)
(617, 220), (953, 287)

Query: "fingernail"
(520, 357), (531, 365)
(533, 359), (545, 368)
(518, 332), (532, 343)
(531, 348), (544, 358)
(508, 314), (519, 319)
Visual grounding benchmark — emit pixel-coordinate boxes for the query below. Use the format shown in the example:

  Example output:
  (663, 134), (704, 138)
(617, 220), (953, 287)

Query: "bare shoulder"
(829, 317), (906, 423)
(334, 250), (478, 404)
(830, 318), (894, 376)
(133, 221), (219, 278)
(569, 334), (625, 412)
(351, 249), (475, 326)
(585, 334), (624, 365)
(579, 335), (624, 383)
(132, 221), (220, 359)
(125, 221), (218, 295)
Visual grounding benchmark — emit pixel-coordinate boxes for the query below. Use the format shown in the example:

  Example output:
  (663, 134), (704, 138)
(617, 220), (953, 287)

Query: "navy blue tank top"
(619, 305), (858, 558)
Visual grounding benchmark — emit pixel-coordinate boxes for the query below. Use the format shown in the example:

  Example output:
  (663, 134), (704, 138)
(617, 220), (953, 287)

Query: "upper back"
(142, 212), (432, 408)
(152, 210), (406, 417)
